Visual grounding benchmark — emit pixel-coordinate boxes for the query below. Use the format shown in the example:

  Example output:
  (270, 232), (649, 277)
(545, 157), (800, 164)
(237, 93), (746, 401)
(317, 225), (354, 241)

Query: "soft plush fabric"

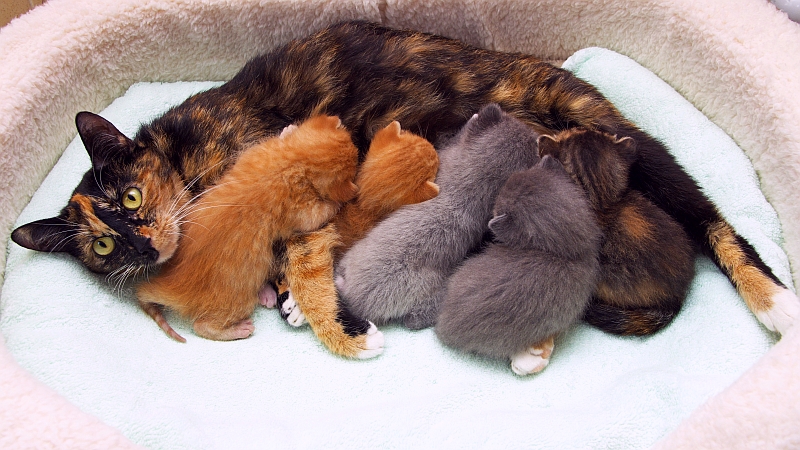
(1, 1), (800, 449)
(0, 48), (792, 450)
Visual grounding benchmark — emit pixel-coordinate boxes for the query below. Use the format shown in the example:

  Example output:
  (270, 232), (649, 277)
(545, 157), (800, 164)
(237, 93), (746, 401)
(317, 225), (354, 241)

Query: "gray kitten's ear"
(11, 216), (76, 253)
(465, 103), (504, 134)
(75, 112), (134, 170)
(537, 135), (559, 158)
(488, 213), (509, 235)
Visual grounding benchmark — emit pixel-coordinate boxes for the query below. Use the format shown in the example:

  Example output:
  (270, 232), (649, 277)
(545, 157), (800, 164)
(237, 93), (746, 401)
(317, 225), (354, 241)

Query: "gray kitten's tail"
(582, 300), (679, 336)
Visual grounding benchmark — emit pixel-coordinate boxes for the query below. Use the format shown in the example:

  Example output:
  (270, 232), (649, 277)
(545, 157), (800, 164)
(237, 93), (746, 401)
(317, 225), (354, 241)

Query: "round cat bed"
(1, 0), (799, 448)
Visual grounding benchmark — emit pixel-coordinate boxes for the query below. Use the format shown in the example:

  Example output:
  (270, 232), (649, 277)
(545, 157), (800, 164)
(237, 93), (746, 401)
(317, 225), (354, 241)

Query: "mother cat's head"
(11, 112), (191, 275)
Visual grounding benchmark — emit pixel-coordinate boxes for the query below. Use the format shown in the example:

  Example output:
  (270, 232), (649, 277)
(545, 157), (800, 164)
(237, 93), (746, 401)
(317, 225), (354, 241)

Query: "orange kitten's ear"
(328, 181), (360, 203)
(537, 135), (559, 158)
(386, 121), (402, 135)
(415, 181), (440, 202)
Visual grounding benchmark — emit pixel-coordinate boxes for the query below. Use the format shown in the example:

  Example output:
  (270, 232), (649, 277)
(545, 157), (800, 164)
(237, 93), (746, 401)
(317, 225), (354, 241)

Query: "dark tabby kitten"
(10, 21), (797, 336)
(538, 128), (696, 335)
(436, 155), (601, 375)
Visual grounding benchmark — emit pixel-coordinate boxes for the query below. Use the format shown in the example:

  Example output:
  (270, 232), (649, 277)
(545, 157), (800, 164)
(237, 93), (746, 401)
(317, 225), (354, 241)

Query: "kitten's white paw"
(510, 351), (549, 376)
(510, 339), (555, 375)
(356, 322), (385, 359)
(281, 292), (307, 327)
(756, 288), (800, 335)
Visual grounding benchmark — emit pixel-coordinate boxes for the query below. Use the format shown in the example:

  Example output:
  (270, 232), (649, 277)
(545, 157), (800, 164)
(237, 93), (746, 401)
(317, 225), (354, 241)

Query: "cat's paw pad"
(258, 283), (278, 308)
(280, 291), (307, 327)
(510, 338), (555, 376)
(356, 322), (385, 359)
(756, 288), (800, 335)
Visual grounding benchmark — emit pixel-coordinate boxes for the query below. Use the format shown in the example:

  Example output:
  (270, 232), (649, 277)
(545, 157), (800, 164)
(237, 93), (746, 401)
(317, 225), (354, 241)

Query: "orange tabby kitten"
(334, 120), (440, 255)
(136, 115), (359, 342)
(273, 121), (440, 358)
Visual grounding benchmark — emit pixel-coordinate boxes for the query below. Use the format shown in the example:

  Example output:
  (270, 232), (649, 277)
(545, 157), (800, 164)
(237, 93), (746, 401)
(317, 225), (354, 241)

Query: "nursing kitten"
(336, 104), (541, 330)
(538, 128), (696, 335)
(137, 115), (359, 342)
(436, 155), (601, 375)
(271, 121), (440, 358)
(11, 21), (795, 339)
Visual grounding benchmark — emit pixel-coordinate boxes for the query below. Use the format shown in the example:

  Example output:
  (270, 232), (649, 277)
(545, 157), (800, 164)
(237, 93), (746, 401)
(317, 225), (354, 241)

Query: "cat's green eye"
(92, 236), (115, 256)
(122, 187), (143, 210)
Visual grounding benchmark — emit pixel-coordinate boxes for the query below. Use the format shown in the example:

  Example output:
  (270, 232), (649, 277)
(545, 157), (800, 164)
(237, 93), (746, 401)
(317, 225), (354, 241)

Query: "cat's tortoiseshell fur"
(11, 21), (795, 340)
(539, 128), (696, 335)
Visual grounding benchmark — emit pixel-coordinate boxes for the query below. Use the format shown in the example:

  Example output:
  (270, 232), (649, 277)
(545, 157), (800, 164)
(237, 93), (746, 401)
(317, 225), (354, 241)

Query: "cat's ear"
(465, 103), (503, 134)
(75, 112), (134, 170)
(11, 216), (76, 253)
(539, 155), (566, 173)
(537, 135), (559, 158)
(415, 181), (440, 202)
(613, 136), (637, 164)
(488, 213), (510, 236)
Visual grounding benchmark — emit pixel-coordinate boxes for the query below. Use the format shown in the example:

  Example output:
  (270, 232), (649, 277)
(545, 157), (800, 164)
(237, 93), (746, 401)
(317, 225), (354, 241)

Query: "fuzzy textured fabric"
(0, 49), (792, 449)
(1, 1), (800, 449)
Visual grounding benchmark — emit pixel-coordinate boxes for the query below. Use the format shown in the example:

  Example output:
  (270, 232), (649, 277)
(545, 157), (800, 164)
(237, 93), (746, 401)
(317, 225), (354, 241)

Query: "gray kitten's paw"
(279, 291), (307, 327)
(510, 337), (555, 376)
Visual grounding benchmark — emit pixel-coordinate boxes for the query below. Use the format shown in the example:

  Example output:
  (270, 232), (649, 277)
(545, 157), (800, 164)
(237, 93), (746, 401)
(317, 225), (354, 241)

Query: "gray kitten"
(436, 155), (601, 375)
(335, 104), (540, 329)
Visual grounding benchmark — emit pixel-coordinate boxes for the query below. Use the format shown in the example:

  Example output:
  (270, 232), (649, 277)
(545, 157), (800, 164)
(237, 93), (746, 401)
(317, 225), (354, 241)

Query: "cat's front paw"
(510, 337), (555, 376)
(756, 288), (800, 335)
(279, 290), (307, 327)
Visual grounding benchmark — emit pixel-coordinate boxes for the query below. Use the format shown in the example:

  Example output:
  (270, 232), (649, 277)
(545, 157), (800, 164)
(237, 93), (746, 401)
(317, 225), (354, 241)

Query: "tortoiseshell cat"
(538, 128), (696, 335)
(436, 155), (601, 375)
(137, 115), (360, 342)
(11, 21), (797, 338)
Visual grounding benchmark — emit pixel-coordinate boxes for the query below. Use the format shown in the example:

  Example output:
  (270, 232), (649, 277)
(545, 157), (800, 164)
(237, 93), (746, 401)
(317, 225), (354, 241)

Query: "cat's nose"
(133, 238), (159, 262)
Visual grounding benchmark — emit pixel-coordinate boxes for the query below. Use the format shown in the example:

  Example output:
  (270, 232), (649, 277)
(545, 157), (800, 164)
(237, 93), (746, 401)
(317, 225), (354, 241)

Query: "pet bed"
(1, 1), (800, 449)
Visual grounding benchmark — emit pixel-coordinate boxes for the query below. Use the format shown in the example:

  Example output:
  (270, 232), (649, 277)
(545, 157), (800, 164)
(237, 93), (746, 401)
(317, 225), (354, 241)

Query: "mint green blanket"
(1, 48), (791, 449)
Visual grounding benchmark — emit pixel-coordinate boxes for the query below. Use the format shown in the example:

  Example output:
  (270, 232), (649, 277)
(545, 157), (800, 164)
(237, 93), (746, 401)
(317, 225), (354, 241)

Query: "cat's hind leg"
(285, 224), (384, 359)
(192, 317), (255, 341)
(510, 336), (555, 376)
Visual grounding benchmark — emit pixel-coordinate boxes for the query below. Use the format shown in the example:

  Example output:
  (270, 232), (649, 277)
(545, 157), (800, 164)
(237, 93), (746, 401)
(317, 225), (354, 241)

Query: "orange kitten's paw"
(193, 318), (255, 341)
(510, 337), (555, 375)
(279, 290), (307, 327)
(756, 288), (800, 335)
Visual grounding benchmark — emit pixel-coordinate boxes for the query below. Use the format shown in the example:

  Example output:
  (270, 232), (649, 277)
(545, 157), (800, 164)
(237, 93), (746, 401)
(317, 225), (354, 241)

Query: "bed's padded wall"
(1, 1), (800, 448)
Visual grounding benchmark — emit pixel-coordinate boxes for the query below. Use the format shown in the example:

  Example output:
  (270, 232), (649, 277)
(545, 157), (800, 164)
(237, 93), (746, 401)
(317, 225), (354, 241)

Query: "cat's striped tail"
(623, 126), (800, 336)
